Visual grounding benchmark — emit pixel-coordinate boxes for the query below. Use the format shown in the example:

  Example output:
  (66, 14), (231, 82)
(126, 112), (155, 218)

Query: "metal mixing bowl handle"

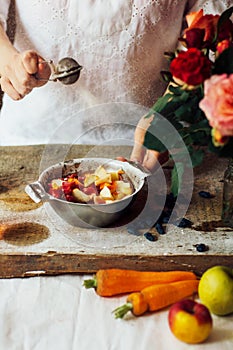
(25, 182), (50, 204)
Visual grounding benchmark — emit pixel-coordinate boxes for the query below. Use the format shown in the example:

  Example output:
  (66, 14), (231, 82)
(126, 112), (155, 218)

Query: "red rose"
(182, 10), (219, 49)
(181, 9), (233, 50)
(170, 48), (212, 86)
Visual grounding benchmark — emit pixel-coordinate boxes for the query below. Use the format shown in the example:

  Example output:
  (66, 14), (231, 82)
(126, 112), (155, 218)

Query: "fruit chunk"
(99, 186), (114, 200)
(115, 181), (133, 195)
(72, 188), (91, 203)
(95, 174), (112, 186)
(94, 165), (108, 178)
(84, 174), (97, 187)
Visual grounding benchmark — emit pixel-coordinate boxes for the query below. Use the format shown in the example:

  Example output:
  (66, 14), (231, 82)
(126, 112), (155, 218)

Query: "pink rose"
(199, 74), (233, 137)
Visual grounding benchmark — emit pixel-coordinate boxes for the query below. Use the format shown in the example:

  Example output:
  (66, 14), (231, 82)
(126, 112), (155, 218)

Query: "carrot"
(83, 268), (197, 297)
(113, 279), (199, 318)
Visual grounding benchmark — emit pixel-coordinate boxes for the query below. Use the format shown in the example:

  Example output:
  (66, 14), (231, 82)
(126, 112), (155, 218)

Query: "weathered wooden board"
(0, 145), (232, 278)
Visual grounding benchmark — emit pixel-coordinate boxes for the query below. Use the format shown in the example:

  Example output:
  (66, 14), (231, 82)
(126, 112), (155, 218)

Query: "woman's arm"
(0, 24), (50, 100)
(130, 0), (232, 171)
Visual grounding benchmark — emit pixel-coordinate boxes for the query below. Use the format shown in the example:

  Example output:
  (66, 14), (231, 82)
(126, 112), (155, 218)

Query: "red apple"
(168, 299), (213, 344)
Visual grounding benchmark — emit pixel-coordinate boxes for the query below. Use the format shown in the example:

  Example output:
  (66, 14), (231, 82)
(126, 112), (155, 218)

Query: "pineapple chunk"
(100, 185), (114, 200)
(109, 169), (124, 181)
(94, 165), (108, 178)
(84, 173), (97, 187)
(115, 181), (133, 196)
(51, 179), (63, 189)
(95, 173), (112, 186)
(72, 188), (91, 203)
(113, 192), (125, 201)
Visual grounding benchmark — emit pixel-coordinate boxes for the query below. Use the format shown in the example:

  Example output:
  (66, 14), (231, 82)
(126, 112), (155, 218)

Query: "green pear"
(198, 265), (233, 316)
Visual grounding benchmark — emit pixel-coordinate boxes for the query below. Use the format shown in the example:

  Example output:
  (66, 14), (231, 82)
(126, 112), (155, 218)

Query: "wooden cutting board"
(0, 145), (232, 278)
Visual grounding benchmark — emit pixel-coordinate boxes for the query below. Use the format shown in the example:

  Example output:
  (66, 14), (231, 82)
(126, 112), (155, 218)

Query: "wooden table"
(0, 145), (232, 278)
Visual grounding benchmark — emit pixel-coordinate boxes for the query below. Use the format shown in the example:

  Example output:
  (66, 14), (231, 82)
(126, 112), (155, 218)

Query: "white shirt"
(0, 0), (231, 145)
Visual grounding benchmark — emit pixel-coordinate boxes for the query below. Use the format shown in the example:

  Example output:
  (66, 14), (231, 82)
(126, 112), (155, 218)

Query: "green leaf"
(188, 147), (205, 167)
(151, 94), (173, 113)
(213, 6), (233, 43)
(189, 131), (209, 145)
(168, 85), (184, 96)
(188, 118), (211, 133)
(144, 132), (167, 153)
(171, 162), (184, 197)
(160, 71), (173, 83)
(217, 6), (233, 32)
(213, 47), (233, 75)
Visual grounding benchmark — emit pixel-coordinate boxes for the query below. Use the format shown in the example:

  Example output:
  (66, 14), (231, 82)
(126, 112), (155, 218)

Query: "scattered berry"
(154, 222), (166, 235)
(195, 243), (209, 252)
(175, 218), (193, 228)
(144, 232), (157, 241)
(198, 191), (214, 199)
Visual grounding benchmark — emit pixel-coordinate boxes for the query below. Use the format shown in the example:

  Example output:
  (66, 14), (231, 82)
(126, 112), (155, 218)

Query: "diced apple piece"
(94, 165), (108, 178)
(100, 185), (114, 200)
(113, 192), (125, 201)
(72, 188), (91, 203)
(115, 181), (133, 195)
(84, 173), (97, 187)
(95, 173), (112, 186)
(51, 179), (63, 189)
(109, 170), (120, 181)
(110, 169), (125, 181)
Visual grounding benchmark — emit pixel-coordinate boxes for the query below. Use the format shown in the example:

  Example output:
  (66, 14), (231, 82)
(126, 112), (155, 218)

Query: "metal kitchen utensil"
(37, 57), (83, 85)
(25, 158), (151, 228)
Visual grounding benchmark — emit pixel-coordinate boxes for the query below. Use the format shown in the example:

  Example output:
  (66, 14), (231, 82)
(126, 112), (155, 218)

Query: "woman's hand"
(0, 50), (51, 100)
(130, 114), (169, 172)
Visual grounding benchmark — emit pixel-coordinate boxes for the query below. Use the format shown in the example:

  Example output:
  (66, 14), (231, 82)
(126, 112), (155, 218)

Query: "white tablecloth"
(0, 275), (232, 350)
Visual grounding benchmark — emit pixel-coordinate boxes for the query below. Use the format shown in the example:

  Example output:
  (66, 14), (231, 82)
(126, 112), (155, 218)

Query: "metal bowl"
(25, 158), (150, 228)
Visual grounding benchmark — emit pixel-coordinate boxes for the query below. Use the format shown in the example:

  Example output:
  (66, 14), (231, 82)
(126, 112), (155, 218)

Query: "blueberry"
(195, 243), (209, 252)
(154, 222), (166, 235)
(144, 232), (157, 241)
(175, 218), (193, 228)
(198, 191), (214, 199)
(157, 209), (172, 224)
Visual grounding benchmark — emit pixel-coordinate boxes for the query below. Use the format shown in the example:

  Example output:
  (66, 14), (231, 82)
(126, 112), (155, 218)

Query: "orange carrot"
(83, 268), (197, 297)
(113, 279), (199, 318)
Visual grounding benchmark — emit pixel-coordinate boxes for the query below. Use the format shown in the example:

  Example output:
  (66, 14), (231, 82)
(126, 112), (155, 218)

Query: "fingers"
(142, 149), (169, 172)
(0, 50), (50, 100)
(130, 113), (169, 172)
(115, 156), (128, 162)
(130, 142), (147, 164)
(134, 114), (154, 144)
(21, 50), (39, 74)
(0, 76), (23, 100)
(35, 57), (51, 87)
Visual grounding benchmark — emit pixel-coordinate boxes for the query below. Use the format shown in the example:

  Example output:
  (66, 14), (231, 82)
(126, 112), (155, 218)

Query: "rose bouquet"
(144, 6), (233, 195)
